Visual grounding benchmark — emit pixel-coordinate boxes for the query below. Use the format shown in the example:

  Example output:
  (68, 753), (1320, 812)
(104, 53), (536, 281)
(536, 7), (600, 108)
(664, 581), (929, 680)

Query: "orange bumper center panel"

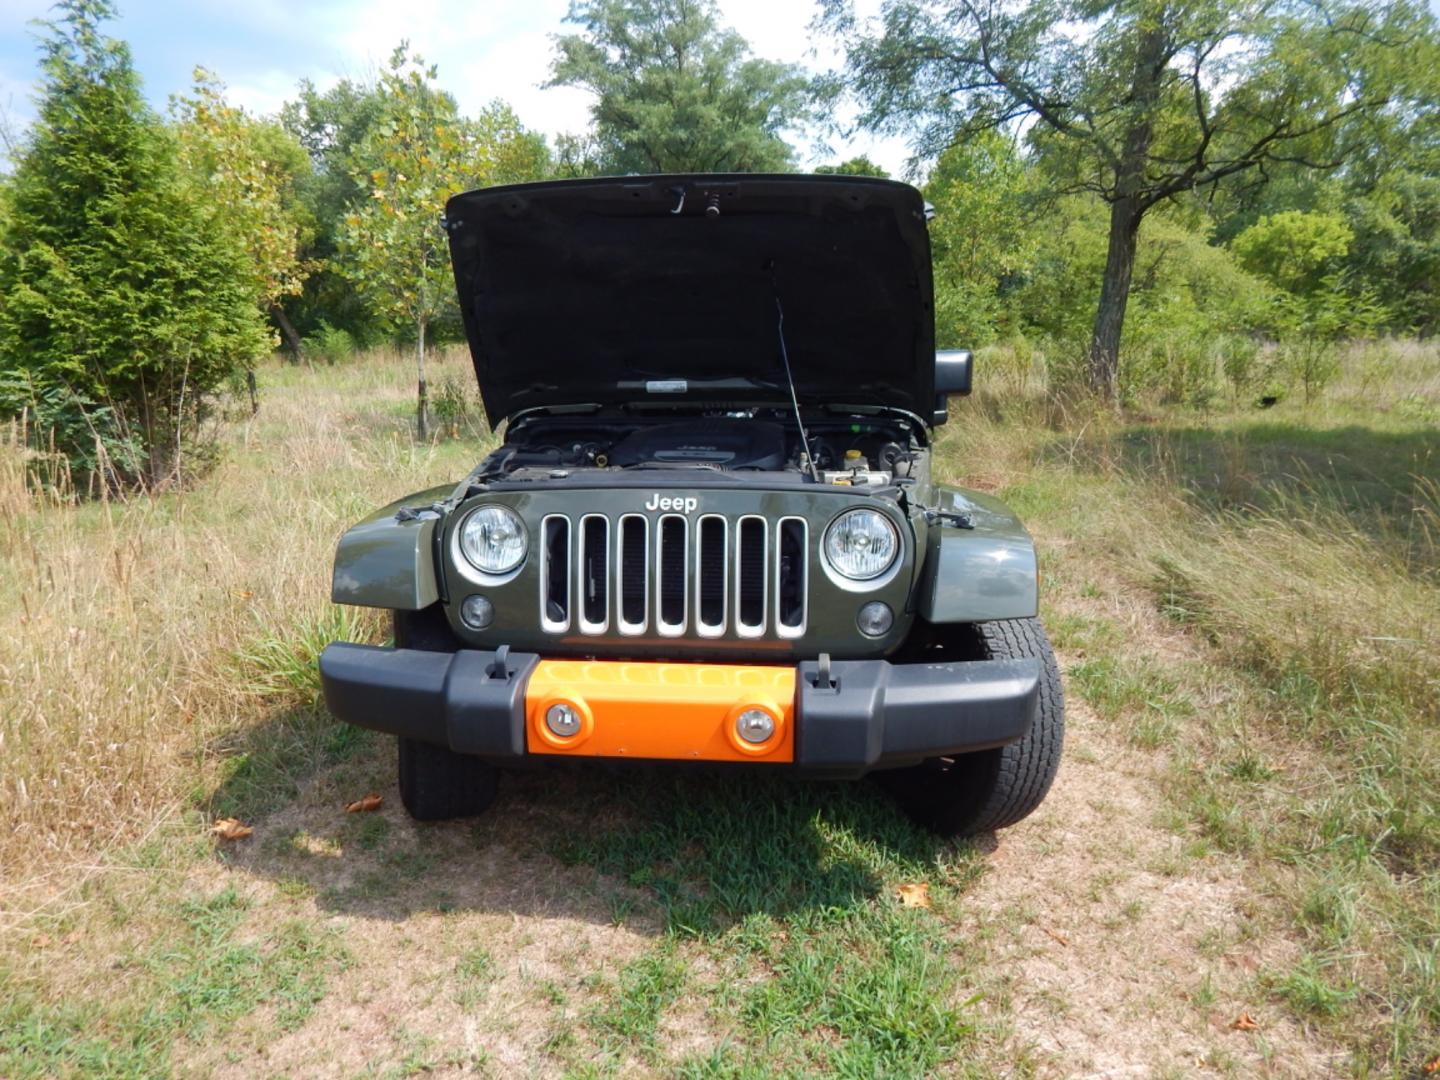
(525, 659), (796, 762)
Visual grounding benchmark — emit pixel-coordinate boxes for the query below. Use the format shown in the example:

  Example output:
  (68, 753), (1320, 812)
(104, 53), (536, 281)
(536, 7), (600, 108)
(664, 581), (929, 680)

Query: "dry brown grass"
(2, 338), (1436, 1076)
(938, 340), (1440, 1071)
(0, 346), (489, 913)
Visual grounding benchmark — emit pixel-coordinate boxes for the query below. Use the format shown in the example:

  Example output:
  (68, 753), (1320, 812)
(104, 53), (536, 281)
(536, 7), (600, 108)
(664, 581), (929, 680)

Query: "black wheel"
(397, 735), (500, 822)
(391, 606), (500, 822)
(881, 617), (1064, 837)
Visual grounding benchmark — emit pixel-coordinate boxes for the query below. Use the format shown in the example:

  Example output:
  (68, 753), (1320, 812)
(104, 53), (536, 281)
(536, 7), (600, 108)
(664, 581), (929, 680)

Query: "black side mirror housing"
(932, 349), (973, 425)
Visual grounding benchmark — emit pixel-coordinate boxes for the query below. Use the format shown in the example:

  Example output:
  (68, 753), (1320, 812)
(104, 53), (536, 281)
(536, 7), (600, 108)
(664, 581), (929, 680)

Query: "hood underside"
(444, 174), (936, 426)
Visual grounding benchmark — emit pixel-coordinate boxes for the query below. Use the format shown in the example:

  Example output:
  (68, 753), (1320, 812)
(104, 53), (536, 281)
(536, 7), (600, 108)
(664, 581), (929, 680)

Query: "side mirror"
(932, 349), (973, 425)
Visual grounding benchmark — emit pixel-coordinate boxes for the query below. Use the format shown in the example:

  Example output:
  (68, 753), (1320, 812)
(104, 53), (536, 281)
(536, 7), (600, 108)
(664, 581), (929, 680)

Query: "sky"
(0, 0), (913, 176)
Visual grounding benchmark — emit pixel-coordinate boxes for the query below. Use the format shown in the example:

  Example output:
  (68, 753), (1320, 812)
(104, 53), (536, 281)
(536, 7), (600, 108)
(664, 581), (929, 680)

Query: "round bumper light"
(735, 708), (776, 745)
(545, 703), (582, 738)
(460, 594), (494, 630)
(856, 600), (894, 637)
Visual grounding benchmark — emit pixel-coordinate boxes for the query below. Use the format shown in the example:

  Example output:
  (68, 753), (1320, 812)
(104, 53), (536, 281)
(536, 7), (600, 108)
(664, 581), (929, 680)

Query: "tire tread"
(397, 736), (500, 822)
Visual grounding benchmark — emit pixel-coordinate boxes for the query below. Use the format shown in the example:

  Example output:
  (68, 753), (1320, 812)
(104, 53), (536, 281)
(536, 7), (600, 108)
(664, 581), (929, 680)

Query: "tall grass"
(0, 347), (491, 910)
(939, 339), (1440, 1070)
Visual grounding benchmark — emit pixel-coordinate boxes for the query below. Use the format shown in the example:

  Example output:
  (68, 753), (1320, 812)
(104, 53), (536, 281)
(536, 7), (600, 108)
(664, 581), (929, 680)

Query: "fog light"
(856, 601), (893, 637)
(735, 708), (775, 744)
(460, 594), (494, 630)
(545, 703), (582, 738)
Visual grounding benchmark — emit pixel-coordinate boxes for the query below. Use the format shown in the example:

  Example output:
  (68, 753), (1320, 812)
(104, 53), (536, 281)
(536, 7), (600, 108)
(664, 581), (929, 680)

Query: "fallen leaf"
(1231, 1011), (1260, 1032)
(896, 882), (931, 908)
(211, 817), (253, 841)
(1423, 1054), (1440, 1075)
(32, 933), (52, 949)
(345, 793), (383, 813)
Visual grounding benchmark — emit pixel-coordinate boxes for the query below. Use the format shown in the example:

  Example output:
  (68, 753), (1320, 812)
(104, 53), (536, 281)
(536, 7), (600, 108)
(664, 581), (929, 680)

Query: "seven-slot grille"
(539, 514), (808, 638)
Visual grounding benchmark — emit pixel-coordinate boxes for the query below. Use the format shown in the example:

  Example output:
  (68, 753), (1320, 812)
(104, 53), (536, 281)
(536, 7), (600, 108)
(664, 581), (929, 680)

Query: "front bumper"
(318, 644), (1039, 778)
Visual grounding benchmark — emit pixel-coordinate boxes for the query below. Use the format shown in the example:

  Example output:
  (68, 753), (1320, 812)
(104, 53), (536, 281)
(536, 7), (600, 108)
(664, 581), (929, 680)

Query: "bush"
(431, 374), (486, 439)
(0, 3), (268, 491)
(303, 322), (356, 365)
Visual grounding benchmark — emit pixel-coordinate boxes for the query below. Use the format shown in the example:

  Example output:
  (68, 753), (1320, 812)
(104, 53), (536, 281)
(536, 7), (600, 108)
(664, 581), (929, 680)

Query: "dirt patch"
(180, 769), (661, 1078)
(958, 654), (1344, 1078)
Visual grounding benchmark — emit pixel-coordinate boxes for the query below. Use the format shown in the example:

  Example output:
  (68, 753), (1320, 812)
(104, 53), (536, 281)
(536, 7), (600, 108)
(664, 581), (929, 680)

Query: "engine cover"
(607, 420), (787, 470)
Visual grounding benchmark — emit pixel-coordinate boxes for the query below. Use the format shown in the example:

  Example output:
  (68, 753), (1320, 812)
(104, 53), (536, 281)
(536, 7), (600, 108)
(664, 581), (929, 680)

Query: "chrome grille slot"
(617, 514), (648, 634)
(578, 514), (609, 633)
(776, 518), (807, 635)
(656, 514), (688, 634)
(696, 515), (727, 637)
(734, 515), (767, 636)
(540, 515), (570, 632)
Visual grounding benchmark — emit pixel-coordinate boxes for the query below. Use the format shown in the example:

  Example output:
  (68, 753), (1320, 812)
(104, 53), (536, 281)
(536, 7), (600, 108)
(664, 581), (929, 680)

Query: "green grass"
(0, 886), (350, 1078)
(543, 774), (985, 1073)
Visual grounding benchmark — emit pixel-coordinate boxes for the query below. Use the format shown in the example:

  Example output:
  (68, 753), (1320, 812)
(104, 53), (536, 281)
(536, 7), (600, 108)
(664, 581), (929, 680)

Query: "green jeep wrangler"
(319, 174), (1063, 837)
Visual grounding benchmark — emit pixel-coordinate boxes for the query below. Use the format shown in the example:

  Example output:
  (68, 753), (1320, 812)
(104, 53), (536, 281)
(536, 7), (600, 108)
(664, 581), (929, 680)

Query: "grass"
(1, 884), (349, 1077)
(1, 338), (1437, 1075)
(938, 337), (1440, 1074)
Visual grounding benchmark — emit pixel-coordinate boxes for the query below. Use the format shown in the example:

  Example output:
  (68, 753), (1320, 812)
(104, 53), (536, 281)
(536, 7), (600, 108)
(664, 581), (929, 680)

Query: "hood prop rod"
(773, 289), (820, 483)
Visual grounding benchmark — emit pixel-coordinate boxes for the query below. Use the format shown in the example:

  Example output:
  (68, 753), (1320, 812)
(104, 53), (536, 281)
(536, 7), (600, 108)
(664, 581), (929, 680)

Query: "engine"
(478, 412), (918, 486)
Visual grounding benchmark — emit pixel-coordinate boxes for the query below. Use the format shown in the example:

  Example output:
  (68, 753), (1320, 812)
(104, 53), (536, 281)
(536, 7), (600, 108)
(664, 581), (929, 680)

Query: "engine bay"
(474, 409), (925, 488)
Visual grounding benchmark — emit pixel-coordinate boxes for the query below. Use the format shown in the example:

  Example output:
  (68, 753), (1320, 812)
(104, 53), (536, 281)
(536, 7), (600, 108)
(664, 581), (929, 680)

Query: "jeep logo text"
(645, 494), (698, 513)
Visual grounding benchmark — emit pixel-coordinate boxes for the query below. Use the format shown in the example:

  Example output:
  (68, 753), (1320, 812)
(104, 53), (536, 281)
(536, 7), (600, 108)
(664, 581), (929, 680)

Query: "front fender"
(915, 485), (1038, 623)
(331, 484), (455, 610)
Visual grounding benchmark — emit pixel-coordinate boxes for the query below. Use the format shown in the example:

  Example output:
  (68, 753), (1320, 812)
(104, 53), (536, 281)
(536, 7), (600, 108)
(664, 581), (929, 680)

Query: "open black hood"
(444, 174), (936, 426)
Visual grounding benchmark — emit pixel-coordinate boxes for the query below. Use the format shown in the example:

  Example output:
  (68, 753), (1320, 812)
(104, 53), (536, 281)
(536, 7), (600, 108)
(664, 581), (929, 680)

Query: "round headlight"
(824, 508), (899, 581)
(459, 505), (528, 574)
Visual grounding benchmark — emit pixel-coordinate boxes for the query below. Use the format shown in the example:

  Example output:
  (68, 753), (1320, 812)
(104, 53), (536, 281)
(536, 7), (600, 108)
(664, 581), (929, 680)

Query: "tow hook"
(810, 653), (838, 691)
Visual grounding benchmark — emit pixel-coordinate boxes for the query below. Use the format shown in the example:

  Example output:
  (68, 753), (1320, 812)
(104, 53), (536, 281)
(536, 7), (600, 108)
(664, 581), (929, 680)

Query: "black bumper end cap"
(795, 656), (1040, 778)
(319, 642), (539, 757)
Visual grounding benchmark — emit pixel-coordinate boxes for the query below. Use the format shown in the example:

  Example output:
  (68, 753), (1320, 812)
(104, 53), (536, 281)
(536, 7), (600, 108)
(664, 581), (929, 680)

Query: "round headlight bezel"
(456, 504), (528, 578)
(822, 507), (901, 584)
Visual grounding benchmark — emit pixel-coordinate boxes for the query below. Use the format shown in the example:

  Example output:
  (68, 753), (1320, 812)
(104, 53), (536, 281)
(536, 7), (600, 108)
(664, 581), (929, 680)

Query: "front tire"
(397, 736), (500, 822)
(882, 617), (1064, 837)
(392, 607), (500, 822)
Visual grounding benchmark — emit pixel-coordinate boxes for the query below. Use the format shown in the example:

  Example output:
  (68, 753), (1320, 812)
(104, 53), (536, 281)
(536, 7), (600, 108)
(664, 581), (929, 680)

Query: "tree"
(0, 0), (269, 488)
(814, 155), (890, 177)
(1231, 210), (1352, 298)
(1342, 171), (1440, 335)
(281, 76), (398, 345)
(548, 0), (811, 173)
(340, 46), (548, 440)
(825, 0), (1437, 397)
(173, 70), (314, 352)
(924, 131), (1037, 346)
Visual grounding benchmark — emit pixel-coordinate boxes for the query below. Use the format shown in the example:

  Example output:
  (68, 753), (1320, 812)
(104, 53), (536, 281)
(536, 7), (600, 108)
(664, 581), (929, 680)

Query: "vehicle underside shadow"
(208, 708), (968, 933)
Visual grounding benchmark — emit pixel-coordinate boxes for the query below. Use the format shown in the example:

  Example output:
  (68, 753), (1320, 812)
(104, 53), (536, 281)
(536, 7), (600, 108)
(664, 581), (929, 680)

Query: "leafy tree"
(280, 77), (390, 345)
(173, 70), (314, 351)
(824, 0), (1438, 397)
(340, 45), (548, 440)
(548, 0), (810, 173)
(814, 155), (890, 177)
(0, 0), (268, 488)
(924, 132), (1037, 346)
(1231, 210), (1352, 298)
(1342, 172), (1440, 335)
